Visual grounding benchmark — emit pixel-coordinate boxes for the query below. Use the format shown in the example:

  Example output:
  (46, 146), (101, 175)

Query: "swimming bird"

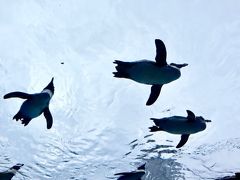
(113, 39), (188, 105)
(149, 110), (211, 148)
(4, 78), (54, 129)
(215, 172), (240, 180)
(0, 164), (24, 180)
(114, 163), (146, 180)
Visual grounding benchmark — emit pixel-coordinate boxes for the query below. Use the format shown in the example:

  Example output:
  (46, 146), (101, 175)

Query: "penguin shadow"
(116, 137), (184, 180)
(0, 163), (24, 180)
(124, 135), (175, 157)
(143, 157), (185, 180)
(110, 156), (184, 180)
(112, 163), (146, 180)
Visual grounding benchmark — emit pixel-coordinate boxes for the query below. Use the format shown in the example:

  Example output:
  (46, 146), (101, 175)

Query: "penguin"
(113, 39), (188, 106)
(149, 110), (211, 148)
(114, 163), (146, 180)
(3, 78), (54, 129)
(215, 172), (240, 180)
(0, 164), (24, 180)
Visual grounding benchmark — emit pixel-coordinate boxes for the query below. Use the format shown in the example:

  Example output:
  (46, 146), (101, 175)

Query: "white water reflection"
(0, 0), (240, 179)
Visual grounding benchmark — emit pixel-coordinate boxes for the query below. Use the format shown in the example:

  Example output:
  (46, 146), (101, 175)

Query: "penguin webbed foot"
(13, 112), (22, 121)
(113, 60), (131, 78)
(21, 118), (31, 126)
(13, 113), (31, 126)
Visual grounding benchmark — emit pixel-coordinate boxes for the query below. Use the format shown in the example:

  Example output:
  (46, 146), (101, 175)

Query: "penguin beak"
(43, 78), (55, 93)
(179, 63), (188, 68)
(170, 63), (188, 68)
(205, 119), (211, 123)
(10, 164), (24, 170)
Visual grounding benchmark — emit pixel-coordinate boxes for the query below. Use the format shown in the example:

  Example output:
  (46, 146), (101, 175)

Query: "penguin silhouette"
(113, 39), (188, 105)
(149, 110), (211, 148)
(4, 78), (54, 129)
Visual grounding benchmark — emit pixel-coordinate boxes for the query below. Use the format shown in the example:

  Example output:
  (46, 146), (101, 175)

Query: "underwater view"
(0, 0), (240, 179)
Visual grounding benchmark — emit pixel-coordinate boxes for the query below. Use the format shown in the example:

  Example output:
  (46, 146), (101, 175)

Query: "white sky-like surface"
(0, 1), (240, 179)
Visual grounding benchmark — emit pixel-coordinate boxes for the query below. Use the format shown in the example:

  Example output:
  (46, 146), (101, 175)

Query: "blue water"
(0, 1), (240, 179)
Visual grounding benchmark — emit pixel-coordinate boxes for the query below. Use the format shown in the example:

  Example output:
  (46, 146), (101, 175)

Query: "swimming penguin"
(215, 172), (240, 180)
(0, 164), (24, 180)
(113, 39), (188, 106)
(3, 78), (54, 129)
(114, 163), (146, 180)
(149, 110), (211, 148)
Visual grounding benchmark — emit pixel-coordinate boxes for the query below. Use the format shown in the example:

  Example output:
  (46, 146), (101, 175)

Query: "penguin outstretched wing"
(43, 107), (53, 129)
(3, 92), (32, 99)
(176, 134), (190, 148)
(155, 39), (167, 67)
(146, 84), (162, 106)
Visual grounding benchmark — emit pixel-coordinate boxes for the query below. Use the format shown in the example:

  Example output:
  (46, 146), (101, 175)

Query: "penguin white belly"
(159, 117), (204, 134)
(128, 61), (180, 85)
(20, 94), (50, 118)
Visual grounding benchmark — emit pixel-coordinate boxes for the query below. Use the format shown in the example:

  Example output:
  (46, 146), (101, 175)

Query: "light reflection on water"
(1, 0), (240, 179)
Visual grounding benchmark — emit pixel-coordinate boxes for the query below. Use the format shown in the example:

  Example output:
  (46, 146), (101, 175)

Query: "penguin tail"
(13, 112), (31, 126)
(149, 125), (162, 132)
(113, 60), (132, 78)
(13, 112), (22, 121)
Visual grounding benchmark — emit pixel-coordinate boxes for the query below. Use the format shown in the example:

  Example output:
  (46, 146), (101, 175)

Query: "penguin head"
(196, 116), (211, 131)
(10, 164), (24, 171)
(197, 116), (211, 123)
(43, 77), (54, 94)
(170, 63), (188, 69)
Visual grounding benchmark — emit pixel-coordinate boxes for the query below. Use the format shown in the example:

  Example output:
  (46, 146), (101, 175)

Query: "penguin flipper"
(155, 39), (167, 67)
(146, 85), (162, 106)
(186, 110), (195, 122)
(3, 92), (32, 99)
(176, 134), (190, 148)
(43, 107), (53, 129)
(10, 163), (24, 170)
